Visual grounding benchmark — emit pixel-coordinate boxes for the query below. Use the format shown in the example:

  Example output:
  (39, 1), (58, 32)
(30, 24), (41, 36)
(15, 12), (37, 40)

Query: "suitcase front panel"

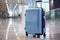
(25, 9), (39, 34)
(25, 8), (46, 35)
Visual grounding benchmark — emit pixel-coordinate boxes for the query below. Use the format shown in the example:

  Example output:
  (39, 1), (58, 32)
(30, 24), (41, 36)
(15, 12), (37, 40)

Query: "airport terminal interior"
(0, 0), (60, 40)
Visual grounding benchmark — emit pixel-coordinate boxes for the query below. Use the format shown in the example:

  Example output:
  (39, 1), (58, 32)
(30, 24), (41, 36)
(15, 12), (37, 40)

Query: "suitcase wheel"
(26, 32), (28, 36)
(33, 35), (36, 38)
(37, 35), (40, 38)
(43, 33), (46, 37)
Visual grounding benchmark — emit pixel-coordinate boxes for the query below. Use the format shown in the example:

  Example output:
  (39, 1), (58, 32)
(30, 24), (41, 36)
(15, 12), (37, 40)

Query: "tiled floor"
(0, 18), (60, 40)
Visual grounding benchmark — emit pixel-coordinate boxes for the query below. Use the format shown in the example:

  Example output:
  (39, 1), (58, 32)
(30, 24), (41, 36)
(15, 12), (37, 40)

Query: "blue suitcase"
(25, 8), (46, 38)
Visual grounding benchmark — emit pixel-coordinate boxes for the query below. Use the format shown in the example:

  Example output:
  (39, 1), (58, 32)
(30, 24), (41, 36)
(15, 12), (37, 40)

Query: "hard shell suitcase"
(25, 8), (46, 38)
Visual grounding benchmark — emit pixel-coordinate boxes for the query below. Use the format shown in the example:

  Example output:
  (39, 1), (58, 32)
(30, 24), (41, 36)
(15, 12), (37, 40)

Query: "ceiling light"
(5, 0), (7, 3)
(17, 0), (20, 3)
(13, 4), (18, 11)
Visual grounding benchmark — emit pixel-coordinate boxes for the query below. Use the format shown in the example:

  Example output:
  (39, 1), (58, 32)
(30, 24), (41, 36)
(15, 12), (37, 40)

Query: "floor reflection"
(0, 18), (60, 40)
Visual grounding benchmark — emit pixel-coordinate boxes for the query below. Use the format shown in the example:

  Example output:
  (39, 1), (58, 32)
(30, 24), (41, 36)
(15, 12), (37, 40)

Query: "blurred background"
(0, 0), (60, 40)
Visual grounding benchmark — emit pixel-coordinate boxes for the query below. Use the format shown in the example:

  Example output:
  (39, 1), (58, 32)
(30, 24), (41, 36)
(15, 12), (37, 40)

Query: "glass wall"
(47, 8), (60, 34)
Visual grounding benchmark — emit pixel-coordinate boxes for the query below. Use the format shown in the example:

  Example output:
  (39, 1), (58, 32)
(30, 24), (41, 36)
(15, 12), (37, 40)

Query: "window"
(42, 0), (49, 12)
